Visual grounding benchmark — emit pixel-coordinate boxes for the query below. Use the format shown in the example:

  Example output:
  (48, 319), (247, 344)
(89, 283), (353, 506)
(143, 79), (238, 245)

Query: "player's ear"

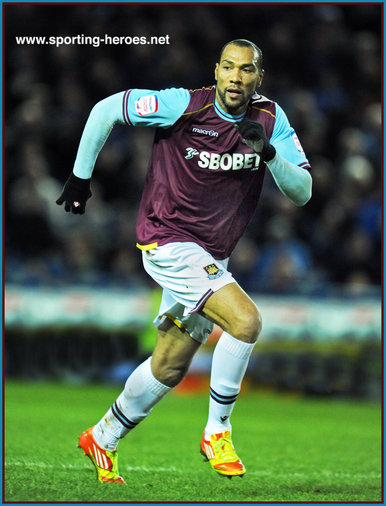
(256, 69), (264, 88)
(214, 63), (219, 81)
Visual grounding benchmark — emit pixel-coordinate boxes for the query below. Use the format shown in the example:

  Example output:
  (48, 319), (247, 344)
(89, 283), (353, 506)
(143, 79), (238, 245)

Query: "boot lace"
(212, 436), (237, 462)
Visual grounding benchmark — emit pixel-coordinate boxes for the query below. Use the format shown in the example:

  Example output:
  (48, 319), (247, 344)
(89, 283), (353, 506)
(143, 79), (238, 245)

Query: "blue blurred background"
(4, 3), (382, 397)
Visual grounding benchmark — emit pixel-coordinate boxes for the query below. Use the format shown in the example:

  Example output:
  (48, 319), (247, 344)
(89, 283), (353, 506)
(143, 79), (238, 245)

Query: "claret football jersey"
(122, 86), (310, 260)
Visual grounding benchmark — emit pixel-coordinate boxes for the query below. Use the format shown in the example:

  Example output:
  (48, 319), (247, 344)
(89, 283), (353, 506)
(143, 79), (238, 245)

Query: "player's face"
(215, 44), (263, 115)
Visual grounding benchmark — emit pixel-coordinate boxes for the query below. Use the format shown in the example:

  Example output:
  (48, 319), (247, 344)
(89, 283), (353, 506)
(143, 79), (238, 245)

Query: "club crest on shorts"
(203, 263), (224, 280)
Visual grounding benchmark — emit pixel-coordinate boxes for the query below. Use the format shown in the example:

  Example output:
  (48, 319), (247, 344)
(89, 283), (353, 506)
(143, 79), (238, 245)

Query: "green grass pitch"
(4, 381), (382, 503)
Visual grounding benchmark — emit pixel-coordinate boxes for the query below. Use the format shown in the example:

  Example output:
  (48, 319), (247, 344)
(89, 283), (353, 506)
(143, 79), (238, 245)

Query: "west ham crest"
(203, 264), (224, 280)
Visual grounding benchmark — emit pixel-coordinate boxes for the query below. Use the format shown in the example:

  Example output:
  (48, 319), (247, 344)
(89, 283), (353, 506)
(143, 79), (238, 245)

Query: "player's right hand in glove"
(56, 173), (92, 214)
(236, 119), (276, 162)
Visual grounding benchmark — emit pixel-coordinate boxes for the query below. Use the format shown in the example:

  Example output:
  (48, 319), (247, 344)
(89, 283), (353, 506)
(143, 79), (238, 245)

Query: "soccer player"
(57, 39), (312, 484)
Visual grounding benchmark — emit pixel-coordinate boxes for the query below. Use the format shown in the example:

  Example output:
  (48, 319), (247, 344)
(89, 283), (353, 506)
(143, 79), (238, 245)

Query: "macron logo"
(192, 127), (219, 137)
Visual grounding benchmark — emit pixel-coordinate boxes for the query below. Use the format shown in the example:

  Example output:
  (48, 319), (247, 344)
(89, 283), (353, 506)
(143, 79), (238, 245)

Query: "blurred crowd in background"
(5, 4), (382, 297)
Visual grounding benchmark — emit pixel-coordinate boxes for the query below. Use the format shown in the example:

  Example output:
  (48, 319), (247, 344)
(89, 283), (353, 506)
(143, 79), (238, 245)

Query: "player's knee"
(231, 304), (262, 343)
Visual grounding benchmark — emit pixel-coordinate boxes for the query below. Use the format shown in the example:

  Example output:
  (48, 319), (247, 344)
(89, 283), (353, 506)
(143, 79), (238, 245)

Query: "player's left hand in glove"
(56, 173), (92, 214)
(236, 119), (276, 162)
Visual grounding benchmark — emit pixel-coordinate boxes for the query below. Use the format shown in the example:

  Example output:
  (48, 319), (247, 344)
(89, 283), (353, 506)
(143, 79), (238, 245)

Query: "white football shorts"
(142, 242), (235, 344)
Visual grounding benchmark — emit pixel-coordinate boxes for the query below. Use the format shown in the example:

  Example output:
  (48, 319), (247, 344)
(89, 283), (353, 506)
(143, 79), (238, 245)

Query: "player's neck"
(213, 94), (246, 123)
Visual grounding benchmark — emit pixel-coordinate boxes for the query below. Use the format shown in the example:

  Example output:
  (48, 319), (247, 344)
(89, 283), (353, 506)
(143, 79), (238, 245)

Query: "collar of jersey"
(214, 96), (246, 123)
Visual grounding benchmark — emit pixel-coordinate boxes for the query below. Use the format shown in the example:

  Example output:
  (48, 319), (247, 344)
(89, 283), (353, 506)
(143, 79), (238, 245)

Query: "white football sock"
(205, 332), (256, 439)
(93, 357), (171, 450)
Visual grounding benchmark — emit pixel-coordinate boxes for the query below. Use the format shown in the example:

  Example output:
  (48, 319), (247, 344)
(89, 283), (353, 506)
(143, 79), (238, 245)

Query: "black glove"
(236, 119), (276, 162)
(56, 173), (92, 214)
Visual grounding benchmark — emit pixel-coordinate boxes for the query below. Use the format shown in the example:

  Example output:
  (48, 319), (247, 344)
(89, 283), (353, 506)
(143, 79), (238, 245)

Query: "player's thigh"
(151, 318), (201, 387)
(201, 282), (262, 343)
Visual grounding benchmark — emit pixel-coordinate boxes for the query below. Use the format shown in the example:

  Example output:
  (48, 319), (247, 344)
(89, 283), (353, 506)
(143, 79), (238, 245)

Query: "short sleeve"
(123, 87), (191, 128)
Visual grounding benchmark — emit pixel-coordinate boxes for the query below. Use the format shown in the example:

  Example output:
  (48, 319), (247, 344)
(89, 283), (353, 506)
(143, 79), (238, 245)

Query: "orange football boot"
(200, 430), (246, 477)
(78, 426), (126, 484)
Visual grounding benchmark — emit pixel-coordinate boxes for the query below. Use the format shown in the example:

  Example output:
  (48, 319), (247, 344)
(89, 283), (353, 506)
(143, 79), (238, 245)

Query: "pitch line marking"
(4, 461), (381, 480)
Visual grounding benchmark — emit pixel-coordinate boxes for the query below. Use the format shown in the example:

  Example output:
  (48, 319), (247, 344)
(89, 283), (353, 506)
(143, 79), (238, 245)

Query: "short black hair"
(219, 39), (263, 70)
